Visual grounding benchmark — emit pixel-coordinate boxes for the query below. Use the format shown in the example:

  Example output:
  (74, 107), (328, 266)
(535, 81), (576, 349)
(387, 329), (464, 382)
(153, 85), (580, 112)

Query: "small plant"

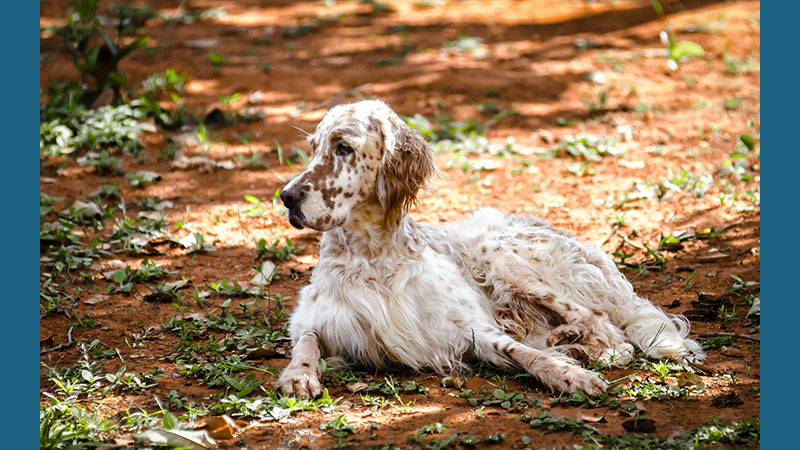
(722, 48), (759, 75)
(622, 378), (700, 400)
(360, 394), (394, 410)
(235, 152), (267, 169)
(549, 389), (621, 409)
(135, 68), (191, 128)
(136, 259), (169, 281)
(125, 170), (161, 188)
(443, 35), (485, 57)
(242, 195), (270, 218)
(321, 415), (355, 438)
(111, 267), (134, 292)
(208, 50), (224, 71)
(649, 360), (676, 383)
(581, 90), (608, 114)
(187, 233), (216, 254)
(255, 238), (304, 261)
(360, 0), (394, 16)
(76, 151), (122, 174)
(219, 92), (241, 105)
(93, 182), (120, 200)
(521, 411), (599, 438)
(53, 0), (151, 106)
(660, 29), (705, 70)
(549, 134), (622, 161)
(402, 108), (515, 153)
(701, 335), (734, 350)
(415, 422), (449, 438)
(723, 97), (741, 111)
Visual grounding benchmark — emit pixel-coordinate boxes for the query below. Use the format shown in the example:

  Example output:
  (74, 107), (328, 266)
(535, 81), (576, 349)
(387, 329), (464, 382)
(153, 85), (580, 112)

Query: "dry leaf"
(135, 428), (217, 449)
(622, 418), (656, 433)
(677, 372), (705, 388)
(83, 294), (109, 305)
(578, 412), (606, 423)
(697, 253), (730, 263)
(746, 298), (760, 320)
(618, 159), (645, 169)
(345, 381), (369, 393)
(143, 291), (175, 302)
(201, 415), (237, 440)
(250, 261), (277, 287)
(297, 255), (319, 265)
(720, 346), (745, 358)
(171, 152), (235, 172)
(440, 375), (466, 389)
(172, 234), (199, 248)
(163, 279), (191, 291)
(186, 38), (220, 49)
(711, 392), (743, 408)
(245, 343), (283, 360)
(177, 312), (206, 322)
(69, 200), (102, 218)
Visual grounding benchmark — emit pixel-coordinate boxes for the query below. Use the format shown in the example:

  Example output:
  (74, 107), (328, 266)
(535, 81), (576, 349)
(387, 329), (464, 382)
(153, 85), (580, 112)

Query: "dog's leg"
(274, 332), (324, 398)
(474, 329), (607, 395)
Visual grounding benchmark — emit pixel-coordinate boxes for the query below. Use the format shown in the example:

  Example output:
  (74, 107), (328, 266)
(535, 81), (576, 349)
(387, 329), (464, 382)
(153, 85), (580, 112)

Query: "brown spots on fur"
(304, 155), (338, 188)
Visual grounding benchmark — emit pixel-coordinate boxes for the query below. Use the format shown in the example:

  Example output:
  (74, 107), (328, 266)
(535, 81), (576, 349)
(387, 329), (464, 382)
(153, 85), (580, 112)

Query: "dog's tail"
(621, 296), (705, 362)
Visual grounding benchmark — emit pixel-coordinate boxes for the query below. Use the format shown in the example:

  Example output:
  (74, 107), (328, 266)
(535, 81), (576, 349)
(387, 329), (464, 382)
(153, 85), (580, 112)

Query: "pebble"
(720, 346), (745, 358)
(582, 71), (607, 84)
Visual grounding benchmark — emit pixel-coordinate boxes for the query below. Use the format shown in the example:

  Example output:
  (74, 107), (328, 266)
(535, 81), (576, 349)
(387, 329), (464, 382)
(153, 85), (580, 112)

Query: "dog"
(275, 99), (704, 397)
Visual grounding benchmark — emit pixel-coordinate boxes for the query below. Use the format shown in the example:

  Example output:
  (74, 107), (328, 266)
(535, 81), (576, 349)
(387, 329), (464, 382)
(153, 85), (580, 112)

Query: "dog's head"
(280, 100), (436, 231)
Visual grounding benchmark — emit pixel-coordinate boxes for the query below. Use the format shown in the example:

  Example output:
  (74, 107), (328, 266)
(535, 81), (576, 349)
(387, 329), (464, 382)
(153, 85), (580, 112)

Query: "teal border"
(761, 2), (785, 448)
(2, 0), (39, 445)
(24, 0), (770, 447)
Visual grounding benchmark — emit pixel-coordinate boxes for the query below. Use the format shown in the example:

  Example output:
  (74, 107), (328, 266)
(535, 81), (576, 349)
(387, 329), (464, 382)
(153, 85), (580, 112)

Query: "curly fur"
(276, 100), (704, 398)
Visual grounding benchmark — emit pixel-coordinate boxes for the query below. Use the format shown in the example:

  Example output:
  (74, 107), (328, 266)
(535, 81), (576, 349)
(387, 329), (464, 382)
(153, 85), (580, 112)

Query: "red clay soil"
(40, 1), (760, 448)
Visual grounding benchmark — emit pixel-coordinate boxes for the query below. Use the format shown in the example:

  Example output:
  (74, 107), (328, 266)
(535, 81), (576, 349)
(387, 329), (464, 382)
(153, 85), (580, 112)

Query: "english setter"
(275, 100), (704, 397)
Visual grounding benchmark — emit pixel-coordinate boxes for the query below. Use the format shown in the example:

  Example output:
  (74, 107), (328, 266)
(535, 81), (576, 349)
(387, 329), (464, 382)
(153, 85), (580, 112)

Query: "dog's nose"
(280, 186), (305, 210)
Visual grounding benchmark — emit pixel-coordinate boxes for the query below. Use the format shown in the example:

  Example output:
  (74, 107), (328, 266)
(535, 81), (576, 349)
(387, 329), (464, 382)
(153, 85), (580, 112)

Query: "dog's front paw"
(564, 367), (608, 395)
(540, 364), (608, 396)
(547, 324), (585, 347)
(274, 363), (323, 398)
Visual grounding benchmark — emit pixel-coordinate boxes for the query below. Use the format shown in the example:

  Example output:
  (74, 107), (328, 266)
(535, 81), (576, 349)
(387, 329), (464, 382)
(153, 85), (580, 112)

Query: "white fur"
(275, 100), (704, 398)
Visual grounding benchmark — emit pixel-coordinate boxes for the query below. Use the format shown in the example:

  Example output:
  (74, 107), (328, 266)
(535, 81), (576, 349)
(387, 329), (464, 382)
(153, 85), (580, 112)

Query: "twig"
(600, 225), (619, 247)
(41, 326), (75, 354)
(620, 235), (646, 251)
(289, 83), (372, 117)
(698, 332), (760, 342)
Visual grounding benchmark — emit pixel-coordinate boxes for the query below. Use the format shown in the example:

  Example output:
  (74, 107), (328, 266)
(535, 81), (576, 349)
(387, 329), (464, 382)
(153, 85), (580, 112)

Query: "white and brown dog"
(275, 99), (704, 397)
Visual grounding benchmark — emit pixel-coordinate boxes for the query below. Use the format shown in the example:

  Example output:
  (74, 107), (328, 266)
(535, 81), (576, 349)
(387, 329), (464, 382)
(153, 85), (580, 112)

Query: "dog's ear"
(375, 116), (437, 228)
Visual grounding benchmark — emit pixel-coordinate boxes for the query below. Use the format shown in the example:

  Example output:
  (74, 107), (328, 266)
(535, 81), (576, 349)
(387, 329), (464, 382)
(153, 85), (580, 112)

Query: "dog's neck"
(322, 203), (421, 259)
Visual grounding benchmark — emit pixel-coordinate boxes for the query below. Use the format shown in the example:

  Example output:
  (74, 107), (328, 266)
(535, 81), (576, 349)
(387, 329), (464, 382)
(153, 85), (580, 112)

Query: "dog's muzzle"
(280, 186), (306, 229)
(287, 210), (306, 229)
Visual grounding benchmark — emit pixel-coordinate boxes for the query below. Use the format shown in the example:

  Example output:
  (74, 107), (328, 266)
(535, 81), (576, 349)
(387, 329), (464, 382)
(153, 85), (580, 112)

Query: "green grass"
(255, 237), (305, 261)
(547, 134), (622, 161)
(580, 418), (759, 449)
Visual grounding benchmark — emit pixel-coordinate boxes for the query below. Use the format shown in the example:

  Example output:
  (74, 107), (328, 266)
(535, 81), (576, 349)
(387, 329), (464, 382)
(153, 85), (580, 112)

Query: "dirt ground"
(40, 0), (760, 448)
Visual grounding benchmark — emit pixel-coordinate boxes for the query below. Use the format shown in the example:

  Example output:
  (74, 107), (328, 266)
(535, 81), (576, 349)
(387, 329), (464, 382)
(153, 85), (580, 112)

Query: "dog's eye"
(334, 142), (354, 157)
